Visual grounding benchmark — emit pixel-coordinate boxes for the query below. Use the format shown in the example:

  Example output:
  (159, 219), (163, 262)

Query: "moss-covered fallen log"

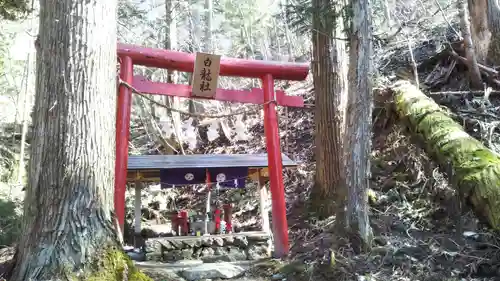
(391, 80), (500, 229)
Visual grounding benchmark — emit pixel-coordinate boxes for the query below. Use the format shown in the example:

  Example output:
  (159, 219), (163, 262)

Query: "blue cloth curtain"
(160, 168), (206, 188)
(208, 167), (248, 188)
(159, 167), (249, 188)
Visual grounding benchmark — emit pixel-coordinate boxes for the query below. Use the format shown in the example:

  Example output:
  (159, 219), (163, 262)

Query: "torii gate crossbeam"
(116, 43), (309, 258)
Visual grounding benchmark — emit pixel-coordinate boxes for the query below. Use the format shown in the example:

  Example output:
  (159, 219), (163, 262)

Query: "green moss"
(84, 247), (152, 281)
(392, 81), (500, 229)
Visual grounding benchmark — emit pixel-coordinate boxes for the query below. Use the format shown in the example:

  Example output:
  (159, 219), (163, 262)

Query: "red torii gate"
(116, 43), (309, 257)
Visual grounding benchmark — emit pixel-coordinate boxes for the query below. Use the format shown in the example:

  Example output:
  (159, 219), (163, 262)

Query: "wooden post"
(134, 181), (142, 234)
(205, 189), (211, 235)
(258, 170), (270, 234)
(205, 169), (211, 235)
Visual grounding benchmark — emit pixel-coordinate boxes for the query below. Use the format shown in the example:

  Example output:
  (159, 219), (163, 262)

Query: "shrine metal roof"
(127, 153), (297, 170)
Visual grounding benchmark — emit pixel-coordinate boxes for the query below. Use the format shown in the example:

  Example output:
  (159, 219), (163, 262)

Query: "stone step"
(144, 233), (272, 263)
(135, 260), (261, 281)
(136, 259), (259, 269)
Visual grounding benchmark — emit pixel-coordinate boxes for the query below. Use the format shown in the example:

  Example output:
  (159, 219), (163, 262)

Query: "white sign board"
(191, 52), (221, 98)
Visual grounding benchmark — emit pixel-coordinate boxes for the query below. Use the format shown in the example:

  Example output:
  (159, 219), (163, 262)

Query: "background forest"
(2, 0), (500, 280)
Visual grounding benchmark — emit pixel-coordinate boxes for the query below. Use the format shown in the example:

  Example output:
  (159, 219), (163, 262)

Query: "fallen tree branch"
(449, 50), (499, 76)
(391, 80), (500, 229)
(448, 50), (500, 88)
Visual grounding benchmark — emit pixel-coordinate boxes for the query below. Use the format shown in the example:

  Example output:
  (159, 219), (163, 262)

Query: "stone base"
(145, 232), (271, 263)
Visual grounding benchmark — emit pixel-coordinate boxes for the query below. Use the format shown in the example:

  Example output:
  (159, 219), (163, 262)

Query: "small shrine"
(126, 153), (297, 262)
(116, 43), (308, 258)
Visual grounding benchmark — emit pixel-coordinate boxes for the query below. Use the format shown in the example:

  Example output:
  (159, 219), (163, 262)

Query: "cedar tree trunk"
(9, 1), (151, 280)
(309, 0), (349, 219)
(468, 0), (500, 65)
(344, 0), (373, 250)
(458, 0), (483, 88)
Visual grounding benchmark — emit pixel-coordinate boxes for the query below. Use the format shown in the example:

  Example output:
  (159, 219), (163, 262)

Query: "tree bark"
(159, 0), (182, 155)
(382, 0), (391, 29)
(344, 0), (373, 251)
(309, 0), (349, 219)
(392, 81), (500, 229)
(187, 0), (204, 114)
(9, 0), (151, 280)
(468, 0), (500, 65)
(16, 48), (34, 186)
(458, 0), (483, 88)
(204, 0), (213, 52)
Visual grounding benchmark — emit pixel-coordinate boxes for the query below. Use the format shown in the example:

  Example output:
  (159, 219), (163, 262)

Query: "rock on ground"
(180, 262), (246, 281)
(141, 268), (186, 281)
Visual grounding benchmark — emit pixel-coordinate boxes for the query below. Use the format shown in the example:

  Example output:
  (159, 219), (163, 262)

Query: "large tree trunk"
(392, 81), (500, 229)
(9, 0), (151, 280)
(344, 0), (373, 251)
(468, 0), (500, 65)
(309, 0), (349, 219)
(459, 0), (483, 88)
(468, 0), (490, 63)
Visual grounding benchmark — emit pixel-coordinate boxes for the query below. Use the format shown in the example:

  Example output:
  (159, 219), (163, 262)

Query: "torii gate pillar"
(262, 74), (289, 257)
(116, 43), (309, 258)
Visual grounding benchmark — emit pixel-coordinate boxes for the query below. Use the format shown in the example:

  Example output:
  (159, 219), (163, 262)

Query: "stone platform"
(144, 231), (271, 263)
